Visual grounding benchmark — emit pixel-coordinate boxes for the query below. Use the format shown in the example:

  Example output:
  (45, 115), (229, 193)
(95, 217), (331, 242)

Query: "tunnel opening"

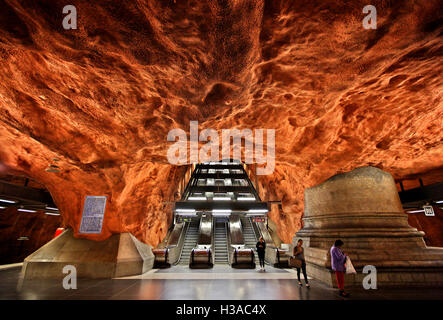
(0, 174), (63, 265)
(152, 159), (291, 269)
(396, 178), (443, 247)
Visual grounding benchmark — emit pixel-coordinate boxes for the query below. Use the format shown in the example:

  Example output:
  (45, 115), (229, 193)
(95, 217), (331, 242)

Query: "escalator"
(214, 220), (229, 264)
(153, 160), (292, 269)
(226, 215), (256, 268)
(189, 214), (213, 268)
(240, 216), (259, 266)
(177, 219), (200, 265)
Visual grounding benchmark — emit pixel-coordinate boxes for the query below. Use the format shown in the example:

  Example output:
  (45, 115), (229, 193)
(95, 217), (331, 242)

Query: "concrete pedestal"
(20, 229), (154, 280)
(294, 167), (443, 287)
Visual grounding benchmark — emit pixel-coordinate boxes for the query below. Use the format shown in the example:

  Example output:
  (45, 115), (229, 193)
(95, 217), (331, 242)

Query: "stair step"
(213, 222), (229, 265)
(178, 220), (203, 264)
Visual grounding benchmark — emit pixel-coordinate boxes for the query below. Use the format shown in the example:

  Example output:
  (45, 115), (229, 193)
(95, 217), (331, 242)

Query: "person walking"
(330, 239), (350, 297)
(256, 237), (266, 271)
(294, 239), (310, 287)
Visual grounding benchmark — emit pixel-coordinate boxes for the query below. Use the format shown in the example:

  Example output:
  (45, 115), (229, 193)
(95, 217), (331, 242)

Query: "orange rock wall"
(0, 0), (441, 246)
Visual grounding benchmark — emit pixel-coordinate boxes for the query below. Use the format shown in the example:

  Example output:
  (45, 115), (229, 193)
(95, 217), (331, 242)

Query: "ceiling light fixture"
(176, 209), (196, 213)
(246, 213), (266, 217)
(212, 209), (231, 216)
(45, 212), (60, 216)
(0, 199), (17, 204)
(188, 197), (206, 201)
(248, 209), (268, 213)
(17, 209), (37, 213)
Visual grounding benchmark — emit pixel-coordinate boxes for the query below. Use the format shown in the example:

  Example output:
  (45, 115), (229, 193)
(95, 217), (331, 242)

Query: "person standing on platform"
(294, 239), (310, 287)
(330, 239), (350, 297)
(256, 237), (266, 271)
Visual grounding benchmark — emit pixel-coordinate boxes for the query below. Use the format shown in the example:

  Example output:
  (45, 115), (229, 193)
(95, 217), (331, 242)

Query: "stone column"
(294, 167), (443, 287)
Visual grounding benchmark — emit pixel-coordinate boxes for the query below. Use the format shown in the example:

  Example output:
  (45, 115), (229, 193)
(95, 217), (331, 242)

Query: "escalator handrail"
(175, 221), (191, 265)
(224, 220), (230, 265)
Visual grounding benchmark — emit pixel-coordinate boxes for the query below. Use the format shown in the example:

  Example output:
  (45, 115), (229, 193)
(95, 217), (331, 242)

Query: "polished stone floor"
(1, 265), (443, 300)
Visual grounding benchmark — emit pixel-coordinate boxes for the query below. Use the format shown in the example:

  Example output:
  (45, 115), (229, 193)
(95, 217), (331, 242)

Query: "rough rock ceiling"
(0, 0), (441, 245)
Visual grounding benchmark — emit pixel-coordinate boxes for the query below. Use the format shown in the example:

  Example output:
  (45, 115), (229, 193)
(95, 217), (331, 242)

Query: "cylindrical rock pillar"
(295, 167), (443, 287)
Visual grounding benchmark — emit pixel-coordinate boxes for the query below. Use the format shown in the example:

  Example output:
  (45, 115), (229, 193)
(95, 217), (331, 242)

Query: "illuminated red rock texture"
(0, 0), (442, 246)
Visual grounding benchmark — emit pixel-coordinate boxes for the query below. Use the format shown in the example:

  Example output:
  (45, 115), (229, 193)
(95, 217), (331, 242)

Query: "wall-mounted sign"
(423, 205), (435, 217)
(79, 196), (107, 233)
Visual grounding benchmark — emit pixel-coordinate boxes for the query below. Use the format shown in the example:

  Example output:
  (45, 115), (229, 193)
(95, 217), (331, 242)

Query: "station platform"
(1, 265), (443, 300)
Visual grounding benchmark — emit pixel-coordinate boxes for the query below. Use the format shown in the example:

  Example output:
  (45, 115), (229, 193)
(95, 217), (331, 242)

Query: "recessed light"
(248, 209), (268, 213)
(188, 197), (206, 201)
(45, 212), (60, 216)
(212, 209), (231, 213)
(0, 199), (17, 204)
(18, 209), (37, 213)
(45, 206), (58, 210)
(406, 210), (424, 213)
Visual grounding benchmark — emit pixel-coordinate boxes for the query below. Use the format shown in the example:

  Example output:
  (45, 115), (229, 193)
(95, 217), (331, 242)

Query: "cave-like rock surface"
(0, 0), (441, 246)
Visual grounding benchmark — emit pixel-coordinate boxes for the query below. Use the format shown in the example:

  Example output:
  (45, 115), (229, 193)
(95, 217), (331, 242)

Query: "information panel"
(79, 196), (107, 233)
(423, 205), (435, 217)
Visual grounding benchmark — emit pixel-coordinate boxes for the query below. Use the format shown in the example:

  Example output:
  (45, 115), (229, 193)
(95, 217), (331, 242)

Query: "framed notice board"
(79, 196), (107, 233)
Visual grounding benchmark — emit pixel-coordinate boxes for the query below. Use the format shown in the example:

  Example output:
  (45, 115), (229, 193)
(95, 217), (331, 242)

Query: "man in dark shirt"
(256, 237), (266, 271)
